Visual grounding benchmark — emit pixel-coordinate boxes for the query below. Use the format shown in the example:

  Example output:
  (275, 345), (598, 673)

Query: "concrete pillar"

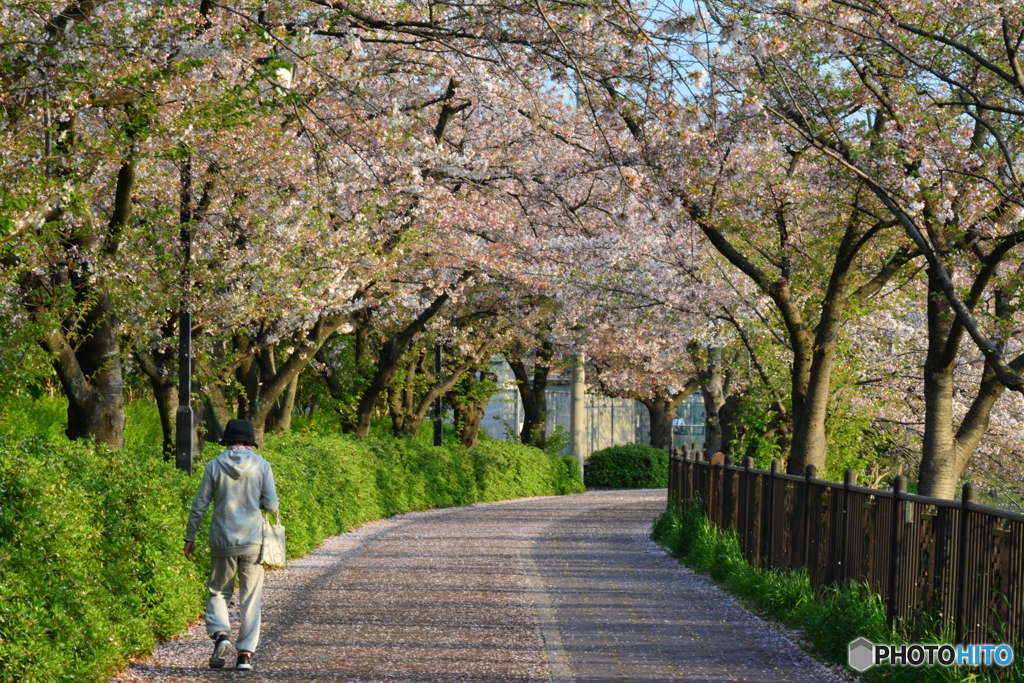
(571, 353), (586, 479)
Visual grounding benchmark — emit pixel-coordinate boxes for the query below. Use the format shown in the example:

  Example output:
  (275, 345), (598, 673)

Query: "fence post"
(699, 446), (708, 516)
(766, 459), (780, 569)
(723, 455), (734, 529)
(887, 475), (907, 627)
(840, 469), (855, 583)
(690, 446), (698, 511)
(803, 464), (817, 568)
(677, 446), (684, 504)
(682, 446), (691, 511)
(743, 456), (754, 560)
(667, 447), (673, 506)
(709, 453), (723, 526)
(669, 446), (677, 507)
(955, 482), (977, 644)
(704, 449), (714, 520)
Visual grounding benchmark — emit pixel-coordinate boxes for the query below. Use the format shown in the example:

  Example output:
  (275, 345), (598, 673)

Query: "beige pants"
(205, 553), (264, 653)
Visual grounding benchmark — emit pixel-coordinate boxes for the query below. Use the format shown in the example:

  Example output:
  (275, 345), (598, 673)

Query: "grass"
(651, 502), (1024, 682)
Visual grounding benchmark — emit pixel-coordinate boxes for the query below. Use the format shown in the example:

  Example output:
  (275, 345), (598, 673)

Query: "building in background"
(673, 397), (706, 451)
(481, 357), (706, 457)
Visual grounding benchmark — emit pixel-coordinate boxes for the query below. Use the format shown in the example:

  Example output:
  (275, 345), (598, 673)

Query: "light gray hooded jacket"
(185, 447), (279, 558)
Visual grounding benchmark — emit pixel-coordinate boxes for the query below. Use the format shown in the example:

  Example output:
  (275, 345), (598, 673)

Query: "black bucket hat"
(220, 419), (258, 447)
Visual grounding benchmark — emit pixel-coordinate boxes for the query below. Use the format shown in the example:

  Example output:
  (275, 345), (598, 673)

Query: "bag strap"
(263, 510), (281, 525)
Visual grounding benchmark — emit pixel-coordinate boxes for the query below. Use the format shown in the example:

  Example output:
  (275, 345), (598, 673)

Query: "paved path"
(114, 491), (847, 683)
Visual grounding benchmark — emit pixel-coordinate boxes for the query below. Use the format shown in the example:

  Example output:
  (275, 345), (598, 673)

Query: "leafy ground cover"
(0, 401), (583, 683)
(651, 503), (1023, 683)
(584, 444), (668, 489)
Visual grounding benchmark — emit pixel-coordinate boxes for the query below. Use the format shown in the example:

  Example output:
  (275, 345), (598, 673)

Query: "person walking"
(184, 419), (279, 671)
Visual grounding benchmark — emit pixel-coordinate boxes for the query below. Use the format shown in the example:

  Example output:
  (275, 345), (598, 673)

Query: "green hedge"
(0, 433), (583, 683)
(584, 444), (669, 488)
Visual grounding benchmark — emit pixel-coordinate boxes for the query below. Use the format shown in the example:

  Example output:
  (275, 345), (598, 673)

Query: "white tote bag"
(258, 511), (287, 569)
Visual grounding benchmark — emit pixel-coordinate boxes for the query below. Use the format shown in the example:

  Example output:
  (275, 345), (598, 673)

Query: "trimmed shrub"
(584, 444), (669, 488)
(0, 432), (583, 683)
(0, 438), (202, 683)
(472, 439), (584, 500)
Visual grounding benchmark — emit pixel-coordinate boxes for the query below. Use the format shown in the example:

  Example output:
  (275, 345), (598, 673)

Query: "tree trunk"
(916, 262), (967, 497)
(41, 292), (125, 448)
(202, 393), (228, 444)
(257, 345), (277, 396)
(314, 343), (360, 433)
(919, 367), (960, 498)
(14, 116), (137, 451)
(215, 316), (349, 441)
(916, 263), (1024, 498)
(181, 317), (344, 444)
(267, 369), (300, 434)
(458, 400), (486, 447)
(642, 398), (675, 451)
(390, 352), (426, 437)
(787, 259), (856, 474)
(234, 336), (258, 418)
(926, 364), (1022, 497)
(640, 384), (696, 452)
(136, 349), (177, 459)
(785, 227), (918, 474)
(152, 380), (177, 457)
(695, 215), (916, 476)
(316, 345), (347, 401)
(507, 341), (552, 448)
(354, 290), (452, 436)
(719, 395), (741, 457)
(65, 380), (124, 446)
(353, 307), (372, 366)
(788, 342), (835, 474)
(697, 221), (813, 468)
(449, 363), (501, 448)
(702, 346), (726, 455)
(393, 353), (476, 438)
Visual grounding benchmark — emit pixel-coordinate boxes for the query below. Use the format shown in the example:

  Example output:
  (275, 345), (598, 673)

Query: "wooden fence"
(669, 445), (1024, 646)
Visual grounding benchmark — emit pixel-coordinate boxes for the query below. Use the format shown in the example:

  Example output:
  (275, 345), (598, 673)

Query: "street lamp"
(174, 55), (295, 474)
(175, 154), (195, 475)
(255, 55), (296, 92)
(434, 342), (443, 446)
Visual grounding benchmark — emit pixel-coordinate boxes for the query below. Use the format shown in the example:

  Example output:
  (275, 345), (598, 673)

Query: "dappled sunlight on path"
(112, 492), (848, 683)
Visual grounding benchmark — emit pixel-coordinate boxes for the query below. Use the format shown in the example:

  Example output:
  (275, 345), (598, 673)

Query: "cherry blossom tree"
(684, 0), (1024, 496)
(645, 100), (919, 472)
(1, 0), (665, 447)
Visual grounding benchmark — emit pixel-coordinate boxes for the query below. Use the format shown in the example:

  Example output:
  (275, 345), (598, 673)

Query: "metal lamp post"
(433, 342), (443, 446)
(174, 56), (296, 473)
(175, 155), (195, 475)
(175, 313), (194, 474)
(174, 56), (296, 474)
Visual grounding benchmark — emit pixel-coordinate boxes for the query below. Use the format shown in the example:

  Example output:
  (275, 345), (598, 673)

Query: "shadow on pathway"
(112, 491), (851, 683)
